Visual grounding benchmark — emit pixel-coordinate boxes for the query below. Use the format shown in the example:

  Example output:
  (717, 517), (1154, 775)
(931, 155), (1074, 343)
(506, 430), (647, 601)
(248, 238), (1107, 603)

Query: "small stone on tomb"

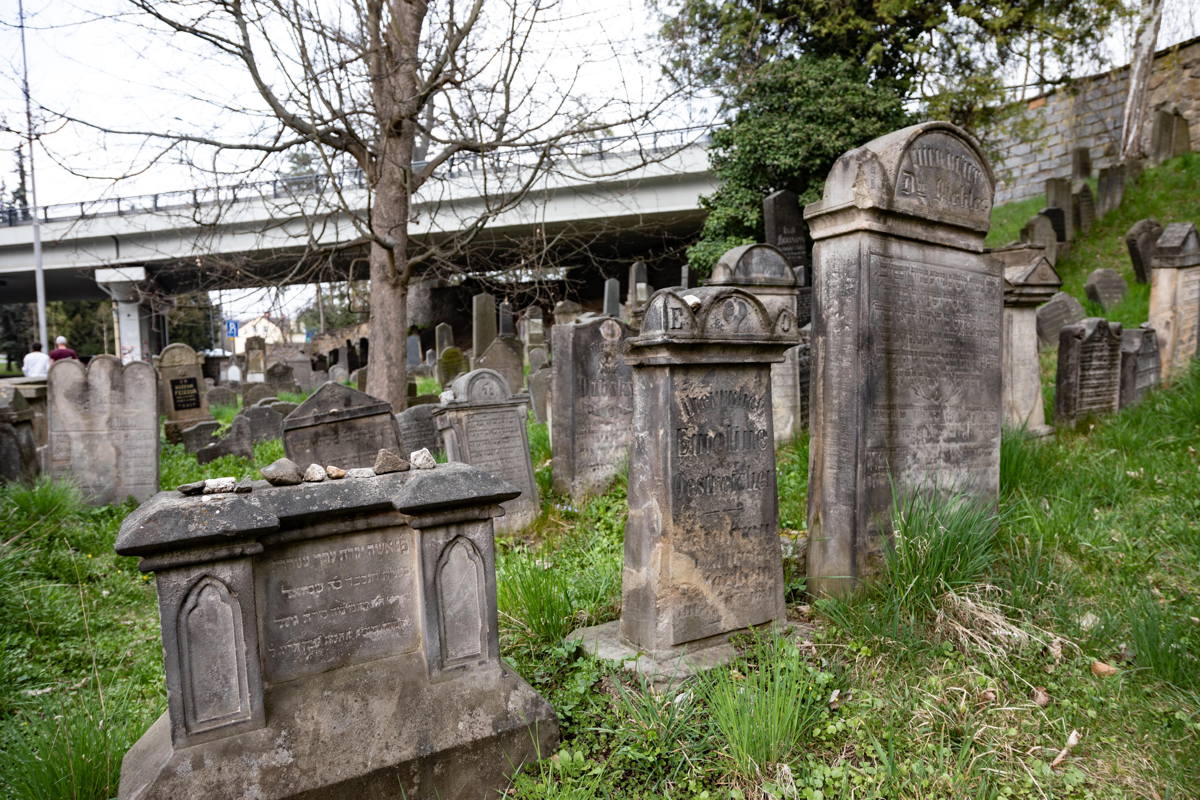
(325, 465), (347, 479)
(203, 477), (237, 494)
(374, 448), (410, 474)
(303, 463), (326, 482)
(410, 448), (437, 469)
(683, 294), (701, 309)
(234, 479), (253, 493)
(346, 467), (375, 478)
(261, 457), (303, 486)
(177, 480), (205, 496)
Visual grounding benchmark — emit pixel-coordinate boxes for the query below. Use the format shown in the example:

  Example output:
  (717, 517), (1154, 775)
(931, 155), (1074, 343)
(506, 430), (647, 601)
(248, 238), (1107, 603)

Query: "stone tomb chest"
(113, 463), (557, 800)
(282, 381), (401, 469)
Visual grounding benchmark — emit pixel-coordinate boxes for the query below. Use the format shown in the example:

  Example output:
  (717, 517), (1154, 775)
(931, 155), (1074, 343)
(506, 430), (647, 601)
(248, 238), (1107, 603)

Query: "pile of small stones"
(176, 447), (439, 495)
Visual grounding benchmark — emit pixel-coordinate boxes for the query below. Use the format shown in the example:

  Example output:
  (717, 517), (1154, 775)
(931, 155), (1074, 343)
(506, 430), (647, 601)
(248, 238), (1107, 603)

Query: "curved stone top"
(810, 121), (994, 231)
(48, 355), (157, 405)
(632, 286), (798, 346)
(707, 244), (796, 287)
(115, 462), (521, 558)
(446, 368), (514, 405)
(158, 342), (200, 366)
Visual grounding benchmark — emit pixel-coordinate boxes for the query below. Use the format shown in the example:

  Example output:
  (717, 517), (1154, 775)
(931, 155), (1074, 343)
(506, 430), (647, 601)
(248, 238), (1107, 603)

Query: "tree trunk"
(1121, 0), (1164, 160)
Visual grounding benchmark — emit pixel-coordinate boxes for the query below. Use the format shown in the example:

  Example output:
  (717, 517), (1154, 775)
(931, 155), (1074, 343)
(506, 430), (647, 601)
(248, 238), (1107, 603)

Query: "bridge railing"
(4, 126), (711, 228)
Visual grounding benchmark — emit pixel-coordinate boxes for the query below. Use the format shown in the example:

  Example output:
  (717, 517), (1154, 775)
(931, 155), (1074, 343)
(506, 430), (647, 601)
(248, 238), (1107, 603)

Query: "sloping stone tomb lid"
(282, 380), (392, 431)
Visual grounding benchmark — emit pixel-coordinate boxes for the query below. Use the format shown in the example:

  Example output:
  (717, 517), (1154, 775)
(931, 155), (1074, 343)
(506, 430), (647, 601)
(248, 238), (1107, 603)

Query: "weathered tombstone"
(179, 419), (221, 454)
(1036, 291), (1086, 348)
(498, 301), (515, 337)
(1085, 268), (1128, 310)
(196, 414), (253, 465)
(241, 405), (284, 444)
(269, 400), (299, 418)
(527, 366), (551, 424)
(679, 264), (690, 290)
(328, 363), (349, 384)
(805, 122), (1000, 597)
(0, 385), (38, 483)
(433, 370), (539, 534)
(704, 243), (803, 444)
(1148, 222), (1200, 382)
(1070, 146), (1092, 180)
(244, 336), (267, 382)
(206, 385), (237, 407)
(1055, 318), (1122, 425)
(158, 343), (214, 443)
(242, 383), (276, 408)
(226, 362), (243, 384)
(553, 299), (583, 326)
(795, 323), (812, 430)
(283, 382), (402, 469)
(264, 362), (300, 396)
(406, 334), (422, 366)
(1125, 218), (1163, 285)
(425, 348), (435, 366)
(1172, 112), (1192, 158)
(1151, 108), (1191, 165)
(435, 322), (454, 355)
(523, 307), (545, 349)
(48, 357), (158, 505)
(527, 346), (548, 375)
(1045, 180), (1075, 240)
(471, 293), (497, 368)
(625, 262), (649, 327)
(996, 245), (1062, 434)
(350, 366), (367, 392)
(476, 336), (524, 395)
(550, 316), (635, 500)
(1040, 207), (1068, 244)
(113, 463), (558, 800)
(1072, 182), (1096, 234)
(570, 285), (797, 680)
(1020, 213), (1059, 265)
(1097, 164), (1126, 217)
(286, 355), (315, 392)
(436, 346), (467, 387)
(394, 403), (442, 455)
(602, 277), (621, 318)
(1119, 324), (1160, 408)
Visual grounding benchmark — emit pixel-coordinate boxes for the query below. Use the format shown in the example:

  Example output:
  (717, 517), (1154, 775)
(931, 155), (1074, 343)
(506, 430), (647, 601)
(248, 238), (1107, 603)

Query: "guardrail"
(3, 126), (712, 227)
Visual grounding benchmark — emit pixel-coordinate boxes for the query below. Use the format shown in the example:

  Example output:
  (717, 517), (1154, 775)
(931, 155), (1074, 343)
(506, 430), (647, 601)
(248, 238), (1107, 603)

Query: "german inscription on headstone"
(1119, 324), (1160, 409)
(283, 382), (402, 469)
(158, 343), (213, 442)
(1055, 317), (1122, 425)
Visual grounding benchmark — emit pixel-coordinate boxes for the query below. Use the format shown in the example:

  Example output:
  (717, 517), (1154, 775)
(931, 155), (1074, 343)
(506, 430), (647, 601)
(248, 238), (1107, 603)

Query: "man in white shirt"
(21, 342), (51, 378)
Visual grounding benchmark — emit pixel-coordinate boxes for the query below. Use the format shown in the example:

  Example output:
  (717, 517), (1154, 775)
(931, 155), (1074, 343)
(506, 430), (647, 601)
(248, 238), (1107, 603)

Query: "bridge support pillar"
(95, 267), (150, 363)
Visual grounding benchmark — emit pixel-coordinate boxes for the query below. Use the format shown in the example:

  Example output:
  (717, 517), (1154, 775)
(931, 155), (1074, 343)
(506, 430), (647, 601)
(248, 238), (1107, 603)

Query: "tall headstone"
(1085, 268), (1128, 310)
(1151, 109), (1191, 165)
(1172, 112), (1192, 158)
(704, 243), (803, 444)
(497, 301), (515, 338)
(286, 355), (315, 392)
(523, 307), (545, 350)
(763, 189), (813, 326)
(244, 336), (267, 383)
(1040, 207), (1068, 244)
(996, 245), (1062, 434)
(1045, 180), (1075, 241)
(1020, 213), (1059, 265)
(527, 366), (551, 424)
(476, 335), (525, 395)
(471, 293), (497, 368)
(679, 264), (690, 290)
(48, 356), (158, 505)
(394, 403), (442, 455)
(1096, 164), (1126, 217)
(1070, 146), (1092, 180)
(527, 346), (548, 375)
(433, 370), (539, 534)
(435, 322), (454, 355)
(406, 334), (422, 366)
(264, 361), (301, 396)
(282, 382), (402, 469)
(113, 464), (557, 800)
(1036, 291), (1086, 348)
(571, 286), (797, 680)
(1148, 222), (1200, 382)
(552, 299), (584, 326)
(1055, 318), (1122, 425)
(436, 346), (468, 387)
(158, 343), (214, 443)
(1119, 324), (1160, 409)
(1072, 182), (1096, 235)
(550, 316), (635, 500)
(602, 277), (621, 319)
(805, 122), (1000, 597)
(0, 385), (38, 484)
(1125, 218), (1163, 284)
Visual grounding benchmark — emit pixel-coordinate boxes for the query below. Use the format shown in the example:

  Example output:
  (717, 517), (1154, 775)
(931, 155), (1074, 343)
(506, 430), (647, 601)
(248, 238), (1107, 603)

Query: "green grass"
(986, 192), (1045, 248)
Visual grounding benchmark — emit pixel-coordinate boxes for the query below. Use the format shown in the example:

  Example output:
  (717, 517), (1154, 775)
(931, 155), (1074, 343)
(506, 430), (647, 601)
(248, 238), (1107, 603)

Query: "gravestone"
(0, 385), (38, 484)
(704, 243), (803, 444)
(1097, 164), (1126, 217)
(1148, 222), (1200, 382)
(328, 364), (348, 384)
(48, 356), (158, 506)
(795, 323), (812, 430)
(1151, 108), (1191, 165)
(242, 405), (284, 444)
(527, 346), (548, 375)
(425, 348), (435, 366)
(242, 383), (275, 408)
(1020, 213), (1058, 265)
(226, 362), (242, 384)
(283, 382), (402, 469)
(553, 299), (583, 326)
(350, 366), (367, 391)
(433, 370), (539, 534)
(602, 277), (621, 318)
(179, 419), (221, 454)
(476, 336), (525, 395)
(394, 403), (442, 455)
(550, 316), (635, 500)
(406, 334), (422, 366)
(997, 245), (1062, 434)
(264, 362), (300, 396)
(436, 346), (467, 387)
(805, 122), (1001, 597)
(626, 262), (649, 328)
(523, 307), (545, 349)
(196, 414), (253, 465)
(286, 355), (315, 392)
(471, 293), (497, 368)
(244, 336), (267, 382)
(498, 301), (515, 337)
(1072, 182), (1096, 235)
(1085, 268), (1128, 310)
(527, 366), (551, 424)
(8, 378), (48, 452)
(1172, 112), (1192, 157)
(206, 385), (237, 407)
(1045, 180), (1075, 240)
(435, 322), (453, 355)
(1036, 291), (1086, 348)
(679, 264), (690, 289)
(113, 463), (557, 800)
(570, 286), (797, 680)
(1071, 146), (1092, 180)
(1125, 218), (1162, 284)
(1040, 207), (1068, 244)
(1119, 324), (1160, 409)
(158, 343), (214, 443)
(1055, 318), (1122, 425)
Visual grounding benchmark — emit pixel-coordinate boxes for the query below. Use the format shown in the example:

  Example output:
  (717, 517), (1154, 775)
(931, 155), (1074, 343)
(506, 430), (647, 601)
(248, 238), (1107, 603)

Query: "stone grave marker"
(48, 356), (158, 505)
(406, 334), (422, 366)
(435, 322), (453, 355)
(1149, 221), (1200, 382)
(1020, 213), (1058, 265)
(602, 277), (621, 318)
(206, 385), (237, 407)
(570, 286), (797, 680)
(244, 335), (267, 382)
(806, 122), (1001, 597)
(0, 385), (38, 484)
(394, 403), (442, 455)
(553, 299), (583, 326)
(1045, 179), (1075, 240)
(113, 462), (557, 800)
(1040, 207), (1068, 244)
(1072, 182), (1096, 234)
(626, 262), (649, 328)
(265, 362), (300, 396)
(997, 245), (1062, 434)
(527, 346), (548, 375)
(1151, 108), (1191, 165)
(226, 362), (243, 384)
(1071, 146), (1092, 180)
(179, 419), (221, 454)
(679, 264), (690, 289)
(1125, 218), (1162, 284)
(476, 335), (524, 395)
(1036, 291), (1086, 348)
(1085, 268), (1128, 310)
(286, 355), (315, 392)
(1097, 164), (1126, 217)
(328, 363), (349, 384)
(436, 346), (467, 387)
(283, 382), (402, 469)
(196, 414), (253, 465)
(351, 366), (367, 391)
(471, 293), (497, 368)
(522, 306), (545, 349)
(1055, 318), (1122, 425)
(158, 343), (214, 442)
(434, 369), (538, 533)
(6, 378), (48, 453)
(242, 404), (284, 444)
(550, 316), (635, 500)
(528, 366), (551, 424)
(1119, 324), (1160, 409)
(242, 383), (275, 408)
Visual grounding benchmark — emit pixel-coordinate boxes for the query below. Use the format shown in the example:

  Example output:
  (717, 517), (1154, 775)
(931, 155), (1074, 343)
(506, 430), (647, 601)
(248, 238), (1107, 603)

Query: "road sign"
(225, 319), (239, 338)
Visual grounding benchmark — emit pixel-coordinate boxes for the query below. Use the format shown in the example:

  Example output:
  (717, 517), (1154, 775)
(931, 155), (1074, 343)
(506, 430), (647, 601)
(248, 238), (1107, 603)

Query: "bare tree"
(51, 0), (678, 408)
(1121, 0), (1165, 160)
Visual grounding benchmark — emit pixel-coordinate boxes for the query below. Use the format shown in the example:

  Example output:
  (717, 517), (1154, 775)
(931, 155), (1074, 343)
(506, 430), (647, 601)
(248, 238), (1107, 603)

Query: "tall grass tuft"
(999, 427), (1051, 497)
(0, 478), (85, 547)
(1127, 593), (1200, 693)
(497, 553), (576, 648)
(703, 635), (833, 779)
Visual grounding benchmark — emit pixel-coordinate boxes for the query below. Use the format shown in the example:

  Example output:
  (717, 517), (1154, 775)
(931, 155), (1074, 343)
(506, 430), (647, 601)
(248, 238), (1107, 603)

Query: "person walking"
(21, 342), (51, 377)
(48, 336), (78, 362)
